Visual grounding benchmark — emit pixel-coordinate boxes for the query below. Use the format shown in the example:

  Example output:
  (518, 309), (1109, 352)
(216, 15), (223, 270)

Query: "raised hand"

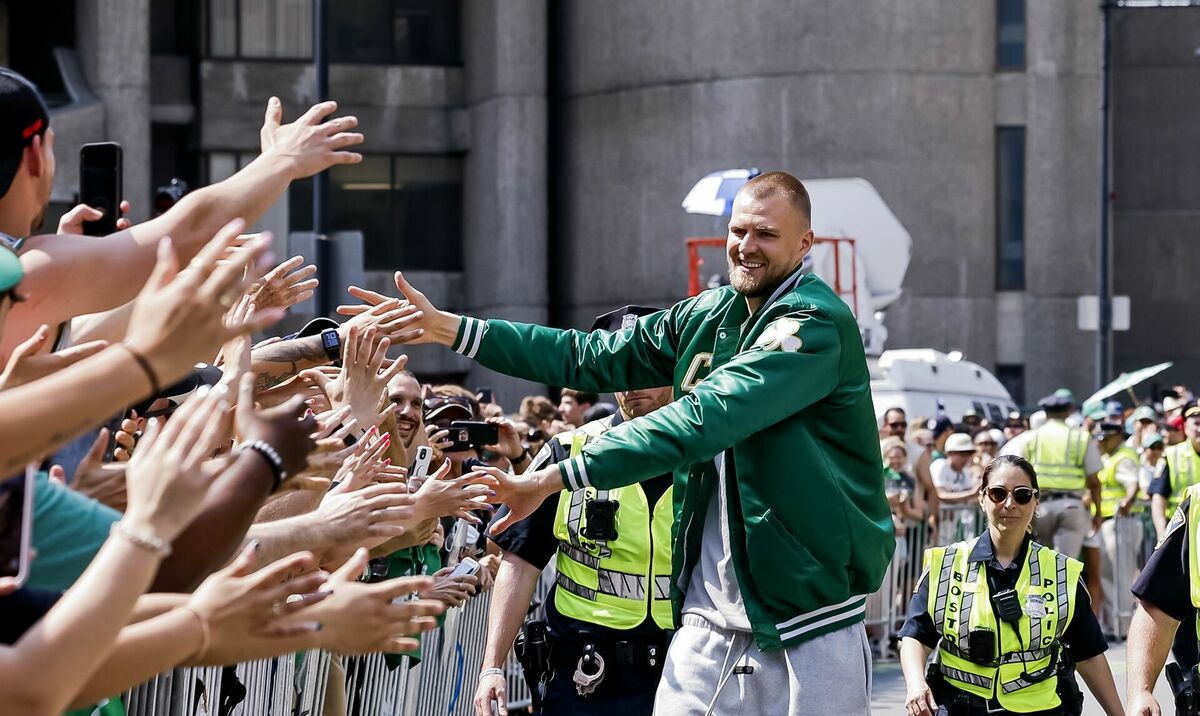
(0, 324), (107, 391)
(302, 324), (407, 435)
(123, 220), (284, 389)
(186, 543), (330, 658)
(123, 387), (234, 543)
(418, 566), (477, 608)
(57, 200), (132, 235)
(235, 373), (316, 485)
(288, 548), (443, 655)
(412, 460), (496, 524)
(250, 255), (319, 312)
(315, 481), (417, 555)
(468, 464), (557, 536)
(60, 428), (128, 510)
(259, 98), (364, 179)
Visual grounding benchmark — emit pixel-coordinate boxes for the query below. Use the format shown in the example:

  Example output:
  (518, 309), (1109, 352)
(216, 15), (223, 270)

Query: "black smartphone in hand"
(448, 421), (499, 452)
(79, 142), (123, 236)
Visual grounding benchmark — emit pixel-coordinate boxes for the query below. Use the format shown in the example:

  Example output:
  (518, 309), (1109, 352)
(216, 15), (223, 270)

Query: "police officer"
(1003, 391), (1104, 562)
(899, 455), (1122, 716)
(1094, 421), (1143, 637)
(473, 306), (675, 716)
(1127, 480), (1200, 715)
(1149, 405), (1200, 542)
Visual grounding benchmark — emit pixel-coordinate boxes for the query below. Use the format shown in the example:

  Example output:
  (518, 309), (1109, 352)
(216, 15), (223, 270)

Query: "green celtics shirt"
(453, 267), (893, 650)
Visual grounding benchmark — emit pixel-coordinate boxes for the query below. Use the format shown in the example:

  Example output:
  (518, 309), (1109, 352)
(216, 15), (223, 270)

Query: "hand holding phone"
(79, 142), (123, 236)
(447, 421), (499, 452)
(449, 556), (480, 579)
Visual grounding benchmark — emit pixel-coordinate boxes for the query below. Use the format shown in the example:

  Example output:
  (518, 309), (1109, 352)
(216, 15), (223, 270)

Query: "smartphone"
(0, 466), (37, 586)
(408, 445), (434, 493)
(79, 142), (123, 236)
(476, 387), (494, 405)
(448, 421), (499, 452)
(450, 556), (480, 579)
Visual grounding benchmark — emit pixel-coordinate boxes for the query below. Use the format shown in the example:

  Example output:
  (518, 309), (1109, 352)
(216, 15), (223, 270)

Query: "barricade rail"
(118, 508), (1150, 713)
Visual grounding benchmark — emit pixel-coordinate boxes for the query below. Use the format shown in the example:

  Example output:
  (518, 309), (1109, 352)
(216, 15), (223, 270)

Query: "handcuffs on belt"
(573, 644), (606, 696)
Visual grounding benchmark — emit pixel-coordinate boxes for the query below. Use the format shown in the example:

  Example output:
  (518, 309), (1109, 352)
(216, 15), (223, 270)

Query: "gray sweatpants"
(651, 615), (872, 716)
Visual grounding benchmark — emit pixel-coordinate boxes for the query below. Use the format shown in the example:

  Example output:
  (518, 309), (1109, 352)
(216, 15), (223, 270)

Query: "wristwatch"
(320, 328), (342, 362)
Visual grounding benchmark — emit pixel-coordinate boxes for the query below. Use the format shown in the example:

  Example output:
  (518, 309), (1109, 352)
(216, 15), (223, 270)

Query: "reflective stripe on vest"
(1027, 422), (1089, 492)
(551, 421), (676, 630)
(1168, 443), (1200, 514)
(1098, 447), (1141, 518)
(923, 537), (1082, 712)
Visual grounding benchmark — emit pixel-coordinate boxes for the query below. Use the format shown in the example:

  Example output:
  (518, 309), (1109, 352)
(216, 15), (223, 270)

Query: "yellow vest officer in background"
(899, 455), (1123, 716)
(1093, 421), (1144, 639)
(475, 306), (676, 716)
(1003, 391), (1103, 561)
(1151, 406), (1200, 541)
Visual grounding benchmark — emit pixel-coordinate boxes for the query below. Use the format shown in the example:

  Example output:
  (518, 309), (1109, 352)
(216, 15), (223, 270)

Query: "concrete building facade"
(1, 0), (1195, 407)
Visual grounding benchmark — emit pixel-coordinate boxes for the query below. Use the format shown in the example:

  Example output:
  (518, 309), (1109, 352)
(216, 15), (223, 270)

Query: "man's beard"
(727, 255), (781, 298)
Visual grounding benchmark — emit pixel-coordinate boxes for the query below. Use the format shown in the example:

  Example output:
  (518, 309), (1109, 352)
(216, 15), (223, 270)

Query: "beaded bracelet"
(239, 439), (287, 491)
(111, 520), (172, 558)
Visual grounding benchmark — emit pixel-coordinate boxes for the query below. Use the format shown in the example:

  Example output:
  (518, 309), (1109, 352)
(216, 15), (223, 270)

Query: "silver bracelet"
(479, 667), (505, 679)
(111, 520), (172, 558)
(238, 439), (288, 489)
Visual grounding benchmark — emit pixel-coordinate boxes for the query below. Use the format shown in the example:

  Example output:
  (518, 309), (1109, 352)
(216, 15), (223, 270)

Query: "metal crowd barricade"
(122, 593), (509, 716)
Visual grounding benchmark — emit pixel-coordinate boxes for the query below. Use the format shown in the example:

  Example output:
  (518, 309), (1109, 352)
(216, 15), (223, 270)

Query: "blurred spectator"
(557, 388), (598, 427)
(518, 395), (559, 435)
(930, 433), (980, 504)
(1003, 412), (1027, 441)
(880, 406), (908, 440)
(973, 430), (999, 471)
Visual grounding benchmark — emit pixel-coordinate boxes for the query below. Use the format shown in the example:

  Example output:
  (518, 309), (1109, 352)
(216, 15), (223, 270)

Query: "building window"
(995, 126), (1026, 291)
(207, 0), (460, 65)
(995, 364), (1026, 408)
(289, 155), (463, 272)
(996, 0), (1026, 70)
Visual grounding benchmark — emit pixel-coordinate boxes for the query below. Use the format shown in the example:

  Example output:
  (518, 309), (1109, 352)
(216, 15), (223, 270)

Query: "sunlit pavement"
(871, 641), (1175, 715)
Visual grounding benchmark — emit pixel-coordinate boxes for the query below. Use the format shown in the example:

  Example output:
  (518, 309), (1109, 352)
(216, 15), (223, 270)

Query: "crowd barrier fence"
(119, 508), (1150, 713)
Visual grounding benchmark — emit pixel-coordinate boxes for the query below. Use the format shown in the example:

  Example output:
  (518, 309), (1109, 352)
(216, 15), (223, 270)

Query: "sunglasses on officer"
(982, 485), (1039, 505)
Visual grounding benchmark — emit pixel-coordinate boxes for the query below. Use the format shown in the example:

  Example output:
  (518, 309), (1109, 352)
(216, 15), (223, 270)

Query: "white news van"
(870, 349), (1018, 426)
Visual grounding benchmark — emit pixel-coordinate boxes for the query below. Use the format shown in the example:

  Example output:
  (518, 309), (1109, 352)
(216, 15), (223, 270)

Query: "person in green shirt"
(347, 171), (893, 715)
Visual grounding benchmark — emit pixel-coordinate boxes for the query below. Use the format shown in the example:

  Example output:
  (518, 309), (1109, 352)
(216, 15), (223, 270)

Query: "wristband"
(118, 343), (161, 396)
(181, 606), (212, 662)
(479, 667), (505, 679)
(507, 446), (529, 462)
(111, 520), (172, 558)
(239, 439), (287, 490)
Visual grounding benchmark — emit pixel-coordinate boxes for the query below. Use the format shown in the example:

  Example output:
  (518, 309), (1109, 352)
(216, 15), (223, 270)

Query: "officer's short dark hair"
(561, 388), (599, 407)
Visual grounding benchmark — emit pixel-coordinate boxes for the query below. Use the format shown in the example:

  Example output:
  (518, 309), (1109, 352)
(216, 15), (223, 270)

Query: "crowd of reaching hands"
(0, 95), (587, 715)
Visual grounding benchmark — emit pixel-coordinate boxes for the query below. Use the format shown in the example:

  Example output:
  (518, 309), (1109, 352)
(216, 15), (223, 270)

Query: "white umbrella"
(1081, 361), (1173, 408)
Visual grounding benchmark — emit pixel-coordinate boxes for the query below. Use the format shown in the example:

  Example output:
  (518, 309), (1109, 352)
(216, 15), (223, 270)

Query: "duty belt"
(552, 637), (669, 670)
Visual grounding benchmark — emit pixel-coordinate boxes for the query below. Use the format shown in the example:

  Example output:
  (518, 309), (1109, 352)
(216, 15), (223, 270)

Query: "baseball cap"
(1131, 405), (1158, 423)
(132, 363), (224, 417)
(1163, 395), (1186, 414)
(1105, 399), (1124, 416)
(927, 415), (954, 436)
(945, 433), (975, 453)
(1038, 390), (1074, 411)
(1095, 420), (1126, 437)
(0, 243), (22, 292)
(1143, 432), (1165, 449)
(590, 305), (662, 333)
(0, 68), (50, 198)
(1186, 406), (1200, 420)
(423, 394), (474, 424)
(1084, 404), (1107, 422)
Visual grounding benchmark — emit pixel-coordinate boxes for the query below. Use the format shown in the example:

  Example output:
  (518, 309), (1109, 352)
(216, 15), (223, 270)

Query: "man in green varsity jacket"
(347, 171), (893, 715)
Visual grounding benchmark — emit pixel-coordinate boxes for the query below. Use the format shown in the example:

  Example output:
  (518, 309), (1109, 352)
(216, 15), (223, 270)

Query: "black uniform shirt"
(1131, 496), (1193, 622)
(489, 412), (673, 642)
(899, 533), (1107, 661)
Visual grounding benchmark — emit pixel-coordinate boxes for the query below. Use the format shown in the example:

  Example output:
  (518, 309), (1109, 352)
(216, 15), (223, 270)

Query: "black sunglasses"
(888, 421), (908, 429)
(983, 486), (1039, 505)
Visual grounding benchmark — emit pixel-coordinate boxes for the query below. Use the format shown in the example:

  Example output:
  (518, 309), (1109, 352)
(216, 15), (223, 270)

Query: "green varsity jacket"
(453, 268), (894, 650)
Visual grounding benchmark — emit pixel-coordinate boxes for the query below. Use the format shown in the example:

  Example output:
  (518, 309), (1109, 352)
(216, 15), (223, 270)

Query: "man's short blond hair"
(740, 171), (812, 224)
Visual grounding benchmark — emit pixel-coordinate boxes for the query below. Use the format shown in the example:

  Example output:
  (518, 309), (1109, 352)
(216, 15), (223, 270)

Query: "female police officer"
(899, 455), (1124, 715)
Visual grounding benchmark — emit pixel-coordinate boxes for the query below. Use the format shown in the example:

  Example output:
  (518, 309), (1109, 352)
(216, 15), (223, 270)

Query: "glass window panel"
(209, 0), (238, 57)
(997, 0), (1025, 70)
(995, 127), (1025, 291)
(331, 0), (392, 64)
(239, 0), (311, 58)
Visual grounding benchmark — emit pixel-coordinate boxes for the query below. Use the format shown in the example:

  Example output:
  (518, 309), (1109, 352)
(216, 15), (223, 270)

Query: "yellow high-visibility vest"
(924, 537), (1082, 713)
(1024, 421), (1089, 492)
(1166, 442), (1200, 514)
(551, 423), (675, 630)
(1097, 446), (1141, 518)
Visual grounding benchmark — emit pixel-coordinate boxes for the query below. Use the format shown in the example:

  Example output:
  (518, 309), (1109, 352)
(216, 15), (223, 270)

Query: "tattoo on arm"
(251, 336), (328, 389)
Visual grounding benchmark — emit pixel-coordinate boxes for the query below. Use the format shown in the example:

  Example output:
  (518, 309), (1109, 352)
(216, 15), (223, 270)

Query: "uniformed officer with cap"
(1001, 390), (1103, 560)
(473, 305), (676, 716)
(1093, 420), (1143, 637)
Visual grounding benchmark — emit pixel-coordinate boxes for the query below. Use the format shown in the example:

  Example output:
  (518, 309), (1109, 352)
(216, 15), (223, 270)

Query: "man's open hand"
(468, 464), (562, 535)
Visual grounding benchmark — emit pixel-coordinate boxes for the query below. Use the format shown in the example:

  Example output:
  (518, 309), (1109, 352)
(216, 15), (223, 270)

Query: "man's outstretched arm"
(4, 99), (362, 358)
(341, 271), (683, 393)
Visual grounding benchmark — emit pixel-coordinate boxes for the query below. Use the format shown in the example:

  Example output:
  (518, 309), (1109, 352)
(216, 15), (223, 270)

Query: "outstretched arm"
(339, 272), (683, 392)
(4, 99), (362, 359)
